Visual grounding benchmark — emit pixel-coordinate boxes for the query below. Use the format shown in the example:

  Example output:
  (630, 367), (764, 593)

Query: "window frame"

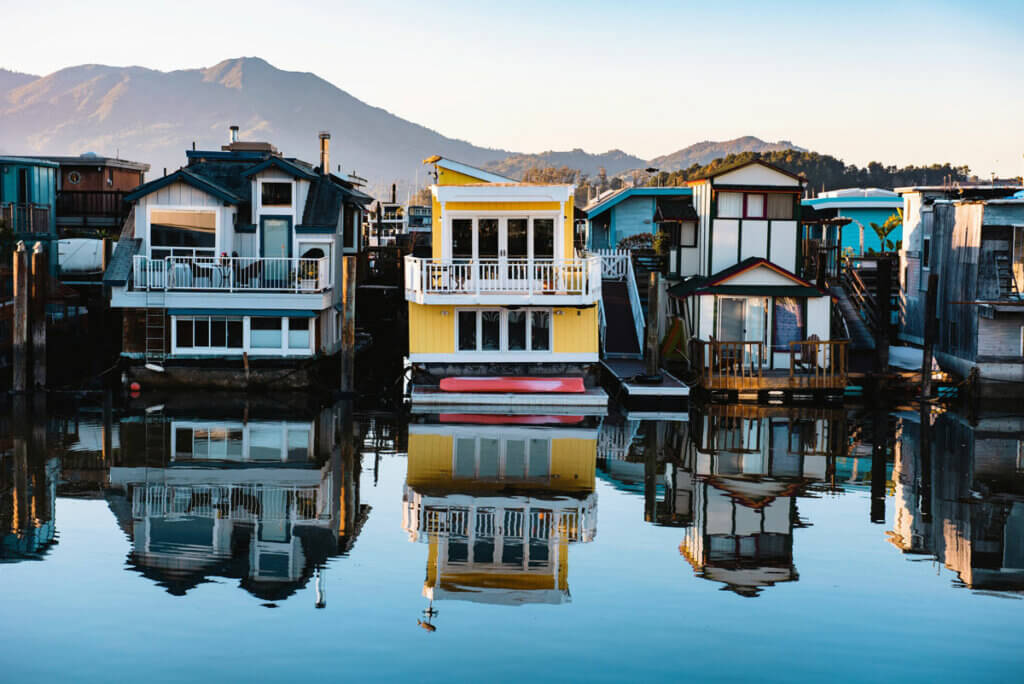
(260, 181), (293, 207)
(147, 205), (219, 260)
(744, 193), (767, 219)
(454, 308), (553, 353)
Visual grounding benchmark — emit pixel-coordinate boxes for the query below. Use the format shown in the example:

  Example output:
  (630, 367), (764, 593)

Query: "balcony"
(404, 255), (601, 305)
(131, 255), (332, 293)
(693, 339), (849, 393)
(1, 203), (51, 234)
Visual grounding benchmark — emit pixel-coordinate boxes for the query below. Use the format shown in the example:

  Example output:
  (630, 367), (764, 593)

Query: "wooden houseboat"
(665, 160), (847, 401)
(103, 128), (372, 389)
(402, 418), (597, 607)
(405, 157), (606, 408)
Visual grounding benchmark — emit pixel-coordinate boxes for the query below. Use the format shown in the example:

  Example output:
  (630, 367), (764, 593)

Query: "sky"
(1, 0), (1022, 176)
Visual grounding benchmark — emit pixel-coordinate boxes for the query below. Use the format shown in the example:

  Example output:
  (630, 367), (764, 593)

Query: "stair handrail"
(624, 254), (646, 354)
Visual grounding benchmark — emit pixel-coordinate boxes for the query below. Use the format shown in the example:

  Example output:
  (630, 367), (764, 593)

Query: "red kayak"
(439, 376), (586, 394)
(440, 414), (585, 425)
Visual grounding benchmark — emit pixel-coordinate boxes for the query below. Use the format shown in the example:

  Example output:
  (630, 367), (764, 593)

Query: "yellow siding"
(553, 306), (598, 354)
(406, 433), (455, 489)
(444, 201), (562, 212)
(564, 194), (574, 256)
(550, 438), (597, 489)
(438, 167), (490, 185)
(431, 194), (442, 259)
(408, 303), (455, 354)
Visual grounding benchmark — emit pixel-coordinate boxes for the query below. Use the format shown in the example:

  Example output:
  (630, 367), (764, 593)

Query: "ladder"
(144, 274), (166, 363)
(995, 253), (1019, 299)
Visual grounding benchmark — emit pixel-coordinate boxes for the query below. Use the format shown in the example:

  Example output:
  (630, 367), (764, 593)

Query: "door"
(506, 218), (528, 286)
(477, 218), (500, 285)
(261, 217), (291, 287)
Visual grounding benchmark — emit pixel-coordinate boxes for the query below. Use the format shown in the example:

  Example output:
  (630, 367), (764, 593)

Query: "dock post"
(920, 273), (938, 399)
(645, 272), (661, 376)
(874, 256), (891, 374)
(31, 242), (47, 389)
(870, 408), (887, 524)
(340, 255), (356, 394)
(12, 242), (29, 392)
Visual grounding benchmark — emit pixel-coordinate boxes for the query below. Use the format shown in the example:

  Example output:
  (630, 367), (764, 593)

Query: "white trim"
(455, 307), (553, 353)
(408, 424), (599, 440)
(434, 183), (573, 204)
(435, 158), (517, 184)
(146, 204), (220, 259)
(409, 352), (598, 363)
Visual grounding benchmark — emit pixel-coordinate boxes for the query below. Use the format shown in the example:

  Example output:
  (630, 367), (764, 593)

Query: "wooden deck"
(601, 358), (690, 411)
(693, 339), (849, 394)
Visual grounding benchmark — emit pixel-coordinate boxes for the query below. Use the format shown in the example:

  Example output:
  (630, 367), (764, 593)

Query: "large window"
(150, 209), (216, 259)
(718, 192), (744, 218)
(767, 194), (794, 219)
(251, 317), (282, 348)
(772, 297), (806, 352)
(456, 309), (552, 352)
(718, 192), (795, 220)
(452, 218), (473, 259)
(447, 216), (560, 260)
(175, 316), (243, 350)
(452, 436), (551, 481)
(261, 182), (292, 206)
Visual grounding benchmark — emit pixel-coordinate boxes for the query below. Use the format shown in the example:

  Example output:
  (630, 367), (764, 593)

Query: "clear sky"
(1, 0), (1021, 176)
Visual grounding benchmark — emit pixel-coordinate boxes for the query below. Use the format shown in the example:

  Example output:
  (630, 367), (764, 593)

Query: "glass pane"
(746, 194), (766, 218)
(452, 219), (473, 259)
(251, 318), (282, 349)
(507, 311), (526, 351)
(454, 438), (476, 478)
(175, 319), (193, 348)
(767, 194), (793, 220)
(478, 219), (499, 259)
(288, 317), (310, 349)
(505, 440), (526, 478)
(211, 318), (226, 347)
(680, 222), (697, 247)
(531, 311), (550, 351)
(478, 438), (499, 478)
(226, 429), (244, 460)
(174, 428), (193, 459)
(227, 320), (243, 348)
(261, 182), (292, 206)
(193, 429), (209, 459)
(533, 218), (554, 259)
(528, 439), (550, 478)
(507, 218), (528, 259)
(473, 540), (495, 564)
(529, 540), (550, 568)
(457, 311), (477, 351)
(502, 540), (524, 568)
(262, 218), (290, 258)
(772, 297), (805, 352)
(719, 298), (745, 341)
(249, 427), (282, 460)
(447, 541), (469, 564)
(718, 193), (743, 218)
(195, 318), (210, 347)
(481, 311), (500, 351)
(150, 210), (216, 249)
(286, 429), (311, 460)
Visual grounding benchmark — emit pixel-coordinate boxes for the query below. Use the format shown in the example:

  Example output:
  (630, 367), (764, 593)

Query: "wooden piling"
(31, 242), (47, 389)
(645, 272), (661, 376)
(874, 256), (891, 373)
(12, 242), (29, 392)
(340, 255), (356, 393)
(920, 273), (938, 399)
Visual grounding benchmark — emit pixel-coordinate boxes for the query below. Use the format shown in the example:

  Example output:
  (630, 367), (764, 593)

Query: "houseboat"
(402, 416), (597, 609)
(896, 187), (1024, 394)
(103, 129), (372, 389)
(583, 186), (694, 251)
(802, 188), (902, 255)
(1, 156), (58, 274)
(665, 160), (847, 401)
(404, 156), (606, 408)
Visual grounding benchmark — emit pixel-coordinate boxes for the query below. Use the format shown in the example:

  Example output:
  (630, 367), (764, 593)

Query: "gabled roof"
(241, 155), (319, 181)
(668, 257), (825, 299)
(124, 168), (243, 204)
(298, 175), (374, 229)
(584, 186), (693, 219)
(424, 155), (516, 183)
(686, 159), (806, 185)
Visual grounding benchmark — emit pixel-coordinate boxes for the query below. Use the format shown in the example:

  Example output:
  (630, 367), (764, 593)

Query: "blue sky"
(1, 0), (1021, 175)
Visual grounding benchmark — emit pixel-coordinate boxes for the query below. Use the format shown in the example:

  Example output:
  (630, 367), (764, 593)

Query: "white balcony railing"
(132, 255), (332, 293)
(404, 256), (601, 303)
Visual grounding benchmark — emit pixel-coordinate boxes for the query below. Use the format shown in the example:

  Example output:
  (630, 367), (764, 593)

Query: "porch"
(131, 254), (332, 293)
(692, 339), (849, 395)
(404, 255), (601, 305)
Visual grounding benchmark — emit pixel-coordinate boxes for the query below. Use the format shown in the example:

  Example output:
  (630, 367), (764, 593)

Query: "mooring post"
(920, 273), (938, 399)
(31, 242), (47, 389)
(645, 272), (661, 376)
(340, 255), (356, 393)
(12, 242), (29, 392)
(874, 256), (891, 375)
(870, 408), (887, 524)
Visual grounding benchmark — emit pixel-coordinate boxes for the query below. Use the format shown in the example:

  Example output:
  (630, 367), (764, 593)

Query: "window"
(452, 437), (551, 481)
(287, 317), (310, 350)
(261, 182), (292, 206)
(745, 193), (766, 219)
(456, 309), (552, 352)
(251, 317), (282, 348)
(772, 297), (806, 352)
(150, 209), (216, 259)
(534, 218), (555, 259)
(679, 221), (697, 248)
(767, 194), (794, 220)
(718, 192), (743, 218)
(922, 236), (931, 268)
(175, 316), (242, 350)
(452, 219), (473, 259)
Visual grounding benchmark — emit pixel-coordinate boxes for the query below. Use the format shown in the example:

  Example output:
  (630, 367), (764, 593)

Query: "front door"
(261, 217), (292, 287)
(718, 297), (766, 367)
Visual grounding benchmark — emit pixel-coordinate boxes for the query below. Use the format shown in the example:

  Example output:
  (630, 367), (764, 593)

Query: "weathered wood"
(12, 242), (29, 392)
(874, 256), (891, 373)
(340, 256), (357, 393)
(645, 272), (661, 375)
(921, 273), (938, 399)
(31, 242), (47, 389)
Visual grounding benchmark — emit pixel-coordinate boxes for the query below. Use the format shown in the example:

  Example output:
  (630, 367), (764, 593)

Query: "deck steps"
(830, 285), (876, 351)
(601, 280), (642, 356)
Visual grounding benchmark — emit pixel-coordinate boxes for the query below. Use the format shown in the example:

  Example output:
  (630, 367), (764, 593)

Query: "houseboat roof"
(803, 188), (902, 210)
(584, 186), (693, 219)
(668, 257), (824, 299)
(124, 167), (243, 204)
(0, 155), (59, 168)
(21, 153), (150, 172)
(423, 155), (516, 184)
(685, 158), (806, 185)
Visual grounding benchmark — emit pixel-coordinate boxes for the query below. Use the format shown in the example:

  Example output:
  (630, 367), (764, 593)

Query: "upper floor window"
(261, 182), (292, 207)
(150, 209), (216, 259)
(719, 191), (794, 219)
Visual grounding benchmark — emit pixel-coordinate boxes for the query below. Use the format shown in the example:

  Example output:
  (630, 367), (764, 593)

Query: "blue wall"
(834, 207), (902, 253)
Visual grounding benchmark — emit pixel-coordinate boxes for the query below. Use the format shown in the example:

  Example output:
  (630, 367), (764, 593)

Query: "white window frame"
(170, 314), (314, 357)
(443, 211), (563, 262)
(146, 204), (220, 260)
(454, 308), (552, 353)
(171, 315), (245, 355)
(452, 435), (552, 481)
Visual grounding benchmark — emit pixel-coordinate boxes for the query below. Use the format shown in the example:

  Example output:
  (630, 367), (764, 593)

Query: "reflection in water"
(0, 400), (59, 562)
(891, 409), (1024, 592)
(105, 401), (368, 604)
(403, 418), (597, 615)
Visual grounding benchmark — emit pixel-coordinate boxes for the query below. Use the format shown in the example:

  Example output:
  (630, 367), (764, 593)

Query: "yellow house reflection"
(403, 419), (597, 606)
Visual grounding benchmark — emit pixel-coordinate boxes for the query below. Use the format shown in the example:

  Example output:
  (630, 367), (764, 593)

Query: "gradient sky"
(1, 0), (1021, 176)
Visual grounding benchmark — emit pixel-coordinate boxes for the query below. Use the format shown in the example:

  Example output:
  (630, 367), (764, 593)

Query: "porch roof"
(668, 257), (825, 299)
(102, 238), (141, 286)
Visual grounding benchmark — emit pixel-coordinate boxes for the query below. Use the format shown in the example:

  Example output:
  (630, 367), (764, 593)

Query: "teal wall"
(0, 159), (60, 272)
(836, 207), (902, 253)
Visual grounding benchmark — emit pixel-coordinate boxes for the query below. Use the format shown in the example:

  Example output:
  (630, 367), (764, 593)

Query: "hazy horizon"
(1, 0), (1021, 177)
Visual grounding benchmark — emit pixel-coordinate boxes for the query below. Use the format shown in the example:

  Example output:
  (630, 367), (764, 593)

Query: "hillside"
(0, 57), (511, 196)
(649, 136), (805, 172)
(484, 148), (645, 179)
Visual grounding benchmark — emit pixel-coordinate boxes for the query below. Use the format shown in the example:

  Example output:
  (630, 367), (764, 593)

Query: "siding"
(552, 305), (598, 354)
(408, 303), (455, 354)
(610, 196), (654, 245)
(977, 316), (1024, 359)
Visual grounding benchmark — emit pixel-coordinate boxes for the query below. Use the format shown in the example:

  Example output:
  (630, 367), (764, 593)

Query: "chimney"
(391, 183), (396, 204)
(229, 125), (239, 144)
(319, 131), (331, 175)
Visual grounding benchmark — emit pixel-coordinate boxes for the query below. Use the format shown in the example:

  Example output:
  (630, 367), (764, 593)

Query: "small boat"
(439, 414), (585, 425)
(439, 376), (585, 394)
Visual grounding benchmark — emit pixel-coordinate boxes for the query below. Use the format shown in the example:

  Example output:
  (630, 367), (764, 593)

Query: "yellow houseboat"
(404, 157), (606, 408)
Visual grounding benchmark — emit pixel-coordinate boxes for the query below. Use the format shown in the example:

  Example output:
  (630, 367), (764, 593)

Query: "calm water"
(1, 396), (1022, 682)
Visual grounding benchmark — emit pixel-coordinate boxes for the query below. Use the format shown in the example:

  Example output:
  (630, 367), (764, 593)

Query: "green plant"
(652, 228), (670, 255)
(618, 232), (654, 251)
(869, 209), (903, 253)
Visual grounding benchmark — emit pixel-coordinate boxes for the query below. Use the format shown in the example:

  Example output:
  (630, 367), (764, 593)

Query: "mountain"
(649, 136), (805, 172)
(0, 57), (511, 197)
(484, 148), (645, 179)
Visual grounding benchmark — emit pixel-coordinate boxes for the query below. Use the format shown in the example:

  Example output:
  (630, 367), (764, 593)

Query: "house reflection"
(891, 409), (1024, 592)
(403, 416), (598, 608)
(0, 448), (59, 562)
(106, 400), (368, 604)
(680, 404), (847, 596)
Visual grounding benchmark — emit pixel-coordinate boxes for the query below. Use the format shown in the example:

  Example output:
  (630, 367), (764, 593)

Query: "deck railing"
(404, 255), (601, 300)
(588, 248), (630, 280)
(698, 340), (766, 389)
(1, 203), (50, 234)
(56, 190), (129, 219)
(130, 483), (325, 522)
(695, 338), (848, 391)
(131, 254), (331, 293)
(788, 339), (848, 388)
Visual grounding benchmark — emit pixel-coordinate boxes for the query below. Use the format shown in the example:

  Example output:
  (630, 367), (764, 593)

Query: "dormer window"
(261, 182), (292, 206)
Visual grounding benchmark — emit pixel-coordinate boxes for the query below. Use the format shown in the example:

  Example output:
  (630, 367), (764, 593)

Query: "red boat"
(439, 414), (585, 425)
(439, 376), (586, 394)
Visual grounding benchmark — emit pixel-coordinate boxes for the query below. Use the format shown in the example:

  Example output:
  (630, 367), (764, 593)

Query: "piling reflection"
(403, 415), (598, 617)
(891, 409), (1024, 592)
(0, 399), (58, 562)
(105, 398), (368, 605)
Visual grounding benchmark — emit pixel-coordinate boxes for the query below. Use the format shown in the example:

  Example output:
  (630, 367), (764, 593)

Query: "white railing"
(132, 255), (332, 293)
(625, 255), (646, 353)
(405, 255), (601, 300)
(130, 483), (324, 522)
(589, 248), (630, 280)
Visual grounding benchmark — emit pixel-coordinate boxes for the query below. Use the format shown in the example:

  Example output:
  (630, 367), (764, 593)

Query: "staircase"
(995, 253), (1020, 299)
(631, 250), (667, 316)
(601, 280), (642, 356)
(830, 286), (875, 351)
(144, 287), (166, 364)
